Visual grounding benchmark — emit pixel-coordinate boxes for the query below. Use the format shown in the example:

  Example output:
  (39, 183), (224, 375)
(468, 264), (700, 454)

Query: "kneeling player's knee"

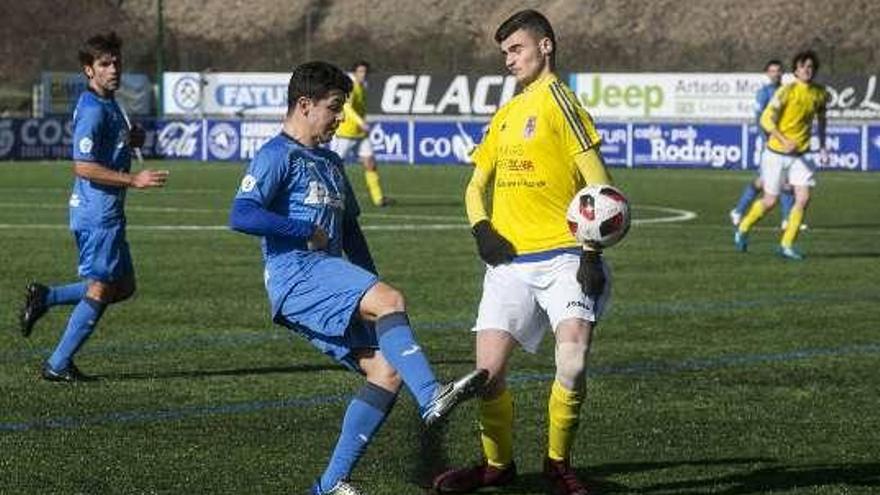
(555, 341), (590, 391)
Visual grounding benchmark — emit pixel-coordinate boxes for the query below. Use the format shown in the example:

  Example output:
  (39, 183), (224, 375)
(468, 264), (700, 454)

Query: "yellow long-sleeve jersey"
(468, 73), (605, 255)
(761, 80), (828, 154)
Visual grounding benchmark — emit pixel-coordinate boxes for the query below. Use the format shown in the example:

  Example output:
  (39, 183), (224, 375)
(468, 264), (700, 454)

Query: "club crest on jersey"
(78, 137), (93, 154)
(523, 116), (537, 139)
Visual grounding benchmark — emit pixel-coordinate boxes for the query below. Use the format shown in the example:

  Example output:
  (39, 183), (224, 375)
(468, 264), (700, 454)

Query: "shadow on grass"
(420, 458), (880, 494)
(812, 251), (880, 259)
(97, 363), (340, 381)
(623, 460), (880, 494)
(478, 458), (880, 494)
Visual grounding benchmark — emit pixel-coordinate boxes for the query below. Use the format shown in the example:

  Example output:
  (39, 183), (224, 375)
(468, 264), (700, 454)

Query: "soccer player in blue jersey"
(18, 32), (169, 382)
(228, 61), (487, 495)
(729, 59), (798, 228)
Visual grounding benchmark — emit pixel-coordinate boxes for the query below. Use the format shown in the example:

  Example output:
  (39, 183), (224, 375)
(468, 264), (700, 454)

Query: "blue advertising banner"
(412, 121), (484, 164)
(2, 117), (880, 171)
(154, 120), (204, 160)
(748, 124), (865, 171)
(205, 120), (242, 161)
(632, 123), (743, 169)
(596, 123), (629, 167)
(866, 125), (880, 171)
(809, 126), (863, 171)
(368, 121), (410, 163)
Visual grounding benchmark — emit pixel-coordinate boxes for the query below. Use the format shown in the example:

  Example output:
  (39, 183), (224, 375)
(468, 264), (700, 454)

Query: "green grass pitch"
(1, 161), (878, 494)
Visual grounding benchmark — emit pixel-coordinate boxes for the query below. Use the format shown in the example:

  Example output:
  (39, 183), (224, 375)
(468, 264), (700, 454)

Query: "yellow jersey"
(336, 76), (367, 139)
(471, 73), (602, 255)
(761, 80), (827, 154)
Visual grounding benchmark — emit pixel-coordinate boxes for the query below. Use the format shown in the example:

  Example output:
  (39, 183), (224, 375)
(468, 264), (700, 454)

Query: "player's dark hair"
(764, 59), (783, 70)
(792, 50), (820, 73)
(351, 60), (370, 72)
(287, 61), (353, 112)
(78, 31), (122, 67)
(495, 9), (557, 67)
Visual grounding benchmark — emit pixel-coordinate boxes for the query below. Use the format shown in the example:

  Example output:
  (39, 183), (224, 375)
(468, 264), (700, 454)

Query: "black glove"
(577, 249), (605, 297)
(128, 124), (146, 148)
(472, 220), (515, 266)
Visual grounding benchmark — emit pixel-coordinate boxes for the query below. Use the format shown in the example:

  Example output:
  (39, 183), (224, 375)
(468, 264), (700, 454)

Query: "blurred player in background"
(729, 59), (800, 228)
(228, 61), (486, 495)
(329, 60), (394, 207)
(18, 32), (168, 381)
(735, 50), (828, 260)
(433, 10), (613, 495)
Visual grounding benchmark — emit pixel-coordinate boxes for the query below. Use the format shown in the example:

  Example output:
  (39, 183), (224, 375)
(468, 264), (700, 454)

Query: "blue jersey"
(754, 82), (781, 131)
(69, 91), (131, 230)
(235, 132), (362, 316)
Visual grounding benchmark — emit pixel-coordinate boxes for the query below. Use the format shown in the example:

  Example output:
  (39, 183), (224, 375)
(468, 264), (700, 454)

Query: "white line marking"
(0, 204), (698, 231)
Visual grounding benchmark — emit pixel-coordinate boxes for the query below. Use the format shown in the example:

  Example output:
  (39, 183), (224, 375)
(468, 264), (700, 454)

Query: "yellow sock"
(479, 389), (513, 468)
(738, 200), (767, 233)
(364, 169), (384, 206)
(781, 206), (804, 248)
(548, 380), (584, 461)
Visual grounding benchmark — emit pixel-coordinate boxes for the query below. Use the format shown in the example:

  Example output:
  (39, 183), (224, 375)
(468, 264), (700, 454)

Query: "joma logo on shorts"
(566, 300), (590, 310)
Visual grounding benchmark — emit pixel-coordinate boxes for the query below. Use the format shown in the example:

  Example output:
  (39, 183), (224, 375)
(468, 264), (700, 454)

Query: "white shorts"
(473, 252), (612, 353)
(760, 150), (816, 196)
(329, 136), (373, 161)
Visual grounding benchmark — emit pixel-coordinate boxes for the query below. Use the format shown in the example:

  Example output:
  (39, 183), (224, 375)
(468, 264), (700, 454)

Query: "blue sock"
(46, 282), (88, 306)
(375, 312), (439, 410)
(317, 383), (396, 492)
(734, 182), (759, 215)
(780, 190), (795, 222)
(47, 297), (106, 371)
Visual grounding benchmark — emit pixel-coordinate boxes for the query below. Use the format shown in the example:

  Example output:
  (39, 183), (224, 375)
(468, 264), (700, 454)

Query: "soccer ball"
(566, 184), (631, 248)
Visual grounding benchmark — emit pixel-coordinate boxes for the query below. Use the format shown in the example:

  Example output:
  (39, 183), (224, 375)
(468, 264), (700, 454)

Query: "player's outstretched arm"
(228, 197), (318, 244)
(74, 162), (168, 189)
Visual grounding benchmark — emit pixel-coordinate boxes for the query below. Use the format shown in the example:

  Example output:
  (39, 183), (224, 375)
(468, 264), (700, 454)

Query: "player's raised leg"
(18, 280), (88, 337)
(359, 282), (487, 425)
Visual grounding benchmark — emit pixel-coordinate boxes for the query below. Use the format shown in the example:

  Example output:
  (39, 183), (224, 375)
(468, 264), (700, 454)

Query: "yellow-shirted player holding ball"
(329, 60), (394, 207)
(735, 50), (828, 260)
(433, 9), (613, 495)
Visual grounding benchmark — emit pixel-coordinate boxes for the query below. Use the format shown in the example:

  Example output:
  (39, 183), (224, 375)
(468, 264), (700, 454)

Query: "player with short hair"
(735, 50), (828, 260)
(329, 60), (393, 207)
(729, 59), (799, 228)
(432, 10), (613, 495)
(227, 61), (487, 495)
(18, 31), (168, 382)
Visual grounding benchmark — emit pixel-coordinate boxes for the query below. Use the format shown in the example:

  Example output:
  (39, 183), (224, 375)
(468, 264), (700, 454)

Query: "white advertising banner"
(164, 72), (289, 116)
(568, 73), (768, 120)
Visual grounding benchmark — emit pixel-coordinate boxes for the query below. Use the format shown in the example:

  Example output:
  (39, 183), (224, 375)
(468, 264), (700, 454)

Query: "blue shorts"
(74, 226), (133, 282)
(275, 256), (379, 371)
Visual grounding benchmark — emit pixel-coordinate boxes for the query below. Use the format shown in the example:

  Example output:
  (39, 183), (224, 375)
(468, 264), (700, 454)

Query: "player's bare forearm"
(575, 148), (613, 186)
(74, 162), (169, 189)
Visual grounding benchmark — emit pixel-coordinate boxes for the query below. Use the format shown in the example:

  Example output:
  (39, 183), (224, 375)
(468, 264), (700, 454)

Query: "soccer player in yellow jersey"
(735, 50), (828, 260)
(432, 10), (613, 495)
(329, 60), (394, 207)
